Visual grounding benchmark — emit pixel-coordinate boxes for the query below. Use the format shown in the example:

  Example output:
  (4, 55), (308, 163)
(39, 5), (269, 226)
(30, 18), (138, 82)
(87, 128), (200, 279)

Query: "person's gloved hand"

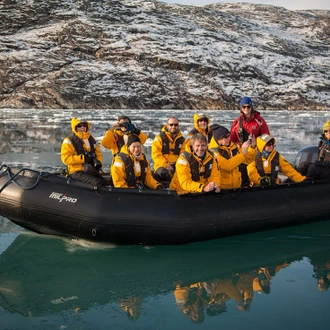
(93, 158), (102, 171)
(157, 183), (167, 190)
(260, 177), (270, 186)
(84, 152), (93, 164)
(126, 122), (136, 133)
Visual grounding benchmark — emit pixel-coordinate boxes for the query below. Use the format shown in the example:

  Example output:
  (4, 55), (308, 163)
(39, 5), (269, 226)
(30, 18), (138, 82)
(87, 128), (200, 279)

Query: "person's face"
(76, 123), (87, 132)
(198, 118), (208, 129)
(192, 139), (207, 157)
(129, 142), (142, 156)
(324, 129), (330, 140)
(218, 133), (230, 146)
(264, 139), (274, 152)
(167, 120), (179, 134)
(241, 104), (252, 117)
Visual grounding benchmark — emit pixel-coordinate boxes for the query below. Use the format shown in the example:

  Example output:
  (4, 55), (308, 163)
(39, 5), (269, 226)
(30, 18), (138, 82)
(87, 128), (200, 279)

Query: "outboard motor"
(293, 145), (318, 175)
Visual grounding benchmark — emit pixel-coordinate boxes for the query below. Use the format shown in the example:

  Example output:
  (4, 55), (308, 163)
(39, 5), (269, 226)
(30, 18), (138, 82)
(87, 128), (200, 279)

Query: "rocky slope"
(0, 0), (329, 110)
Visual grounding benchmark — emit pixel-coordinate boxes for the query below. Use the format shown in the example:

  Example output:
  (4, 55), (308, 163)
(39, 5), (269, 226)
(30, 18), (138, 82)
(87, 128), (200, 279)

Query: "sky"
(161, 0), (330, 11)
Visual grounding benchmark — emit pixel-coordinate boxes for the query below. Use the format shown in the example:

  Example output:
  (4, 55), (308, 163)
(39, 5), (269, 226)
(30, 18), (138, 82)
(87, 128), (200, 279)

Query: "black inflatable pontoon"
(0, 146), (329, 245)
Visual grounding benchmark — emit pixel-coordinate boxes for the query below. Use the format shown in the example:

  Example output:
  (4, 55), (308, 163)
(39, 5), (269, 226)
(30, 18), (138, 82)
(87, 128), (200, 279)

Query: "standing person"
(230, 96), (270, 145)
(306, 119), (330, 181)
(209, 125), (257, 189)
(186, 113), (213, 144)
(101, 115), (148, 158)
(230, 96), (270, 186)
(112, 134), (165, 190)
(61, 118), (109, 187)
(151, 117), (186, 182)
(247, 134), (305, 186)
(170, 133), (221, 194)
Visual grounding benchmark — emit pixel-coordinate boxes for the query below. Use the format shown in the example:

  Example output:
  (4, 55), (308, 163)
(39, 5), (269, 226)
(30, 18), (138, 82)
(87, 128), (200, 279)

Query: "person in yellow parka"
(209, 124), (257, 189)
(112, 134), (165, 190)
(61, 117), (109, 187)
(186, 113), (213, 144)
(170, 133), (221, 194)
(151, 117), (186, 182)
(101, 115), (148, 159)
(248, 134), (306, 186)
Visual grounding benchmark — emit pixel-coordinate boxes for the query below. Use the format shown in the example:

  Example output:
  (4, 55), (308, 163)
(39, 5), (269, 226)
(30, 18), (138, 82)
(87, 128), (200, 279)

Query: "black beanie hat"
(211, 125), (230, 141)
(127, 134), (141, 147)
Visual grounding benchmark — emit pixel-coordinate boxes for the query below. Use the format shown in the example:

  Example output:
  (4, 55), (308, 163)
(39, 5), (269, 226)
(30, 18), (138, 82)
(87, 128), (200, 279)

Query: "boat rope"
(0, 165), (49, 193)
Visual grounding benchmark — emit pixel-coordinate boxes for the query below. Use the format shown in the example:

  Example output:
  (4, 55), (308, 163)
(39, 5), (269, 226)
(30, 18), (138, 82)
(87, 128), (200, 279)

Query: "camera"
(119, 122), (129, 129)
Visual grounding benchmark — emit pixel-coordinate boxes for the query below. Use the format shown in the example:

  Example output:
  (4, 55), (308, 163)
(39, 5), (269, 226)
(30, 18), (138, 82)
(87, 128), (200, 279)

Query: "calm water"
(1, 109), (330, 329)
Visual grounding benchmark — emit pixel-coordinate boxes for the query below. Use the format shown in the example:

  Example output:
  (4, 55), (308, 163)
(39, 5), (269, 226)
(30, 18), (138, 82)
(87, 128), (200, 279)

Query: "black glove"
(126, 122), (136, 133)
(260, 177), (270, 186)
(84, 152), (93, 164)
(92, 158), (102, 170)
(157, 183), (167, 190)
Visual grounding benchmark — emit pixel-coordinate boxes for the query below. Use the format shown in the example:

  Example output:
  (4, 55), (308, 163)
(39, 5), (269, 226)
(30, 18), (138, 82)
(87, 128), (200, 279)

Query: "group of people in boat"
(60, 96), (330, 193)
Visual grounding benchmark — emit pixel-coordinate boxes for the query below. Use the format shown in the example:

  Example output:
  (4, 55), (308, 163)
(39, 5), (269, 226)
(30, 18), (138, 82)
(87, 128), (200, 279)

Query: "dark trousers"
(306, 162), (330, 181)
(71, 171), (109, 187)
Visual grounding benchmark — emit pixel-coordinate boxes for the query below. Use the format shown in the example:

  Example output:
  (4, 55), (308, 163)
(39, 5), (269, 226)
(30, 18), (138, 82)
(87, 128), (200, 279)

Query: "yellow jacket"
(151, 125), (186, 171)
(111, 145), (159, 189)
(61, 118), (103, 175)
(248, 136), (306, 185)
(101, 128), (148, 156)
(169, 145), (221, 194)
(209, 136), (257, 189)
(186, 113), (212, 142)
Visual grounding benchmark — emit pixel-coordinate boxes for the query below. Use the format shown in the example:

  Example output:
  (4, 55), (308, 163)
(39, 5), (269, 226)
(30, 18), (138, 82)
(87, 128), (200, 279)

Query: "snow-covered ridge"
(0, 0), (329, 110)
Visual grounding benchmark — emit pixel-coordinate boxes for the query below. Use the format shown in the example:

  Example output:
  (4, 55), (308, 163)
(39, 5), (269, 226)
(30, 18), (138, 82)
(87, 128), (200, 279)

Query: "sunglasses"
(242, 105), (251, 109)
(224, 133), (230, 138)
(266, 141), (274, 146)
(324, 130), (330, 133)
(198, 119), (208, 122)
(168, 123), (179, 127)
(76, 124), (87, 128)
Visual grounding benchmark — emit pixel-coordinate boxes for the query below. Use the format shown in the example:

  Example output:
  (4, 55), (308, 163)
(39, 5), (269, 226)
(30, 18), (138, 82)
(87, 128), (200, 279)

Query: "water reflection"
(1, 221), (330, 322)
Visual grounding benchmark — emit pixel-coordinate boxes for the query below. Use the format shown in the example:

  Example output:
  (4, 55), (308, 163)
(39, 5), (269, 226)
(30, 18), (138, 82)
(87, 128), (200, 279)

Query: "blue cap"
(240, 96), (253, 107)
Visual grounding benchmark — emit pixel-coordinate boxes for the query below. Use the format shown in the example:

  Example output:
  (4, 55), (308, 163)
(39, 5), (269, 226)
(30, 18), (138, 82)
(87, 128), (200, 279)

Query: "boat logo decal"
(49, 192), (78, 203)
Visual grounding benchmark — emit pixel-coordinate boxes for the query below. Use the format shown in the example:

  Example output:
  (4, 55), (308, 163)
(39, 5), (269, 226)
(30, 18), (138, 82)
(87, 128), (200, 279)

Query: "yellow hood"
(256, 134), (276, 152)
(71, 117), (91, 132)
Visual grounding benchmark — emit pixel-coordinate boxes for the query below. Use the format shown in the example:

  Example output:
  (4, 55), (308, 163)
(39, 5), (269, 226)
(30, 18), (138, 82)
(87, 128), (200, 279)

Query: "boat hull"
(0, 166), (329, 245)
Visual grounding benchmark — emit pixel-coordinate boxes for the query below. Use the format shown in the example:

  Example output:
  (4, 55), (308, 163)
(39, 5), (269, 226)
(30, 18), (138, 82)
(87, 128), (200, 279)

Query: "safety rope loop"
(0, 167), (46, 193)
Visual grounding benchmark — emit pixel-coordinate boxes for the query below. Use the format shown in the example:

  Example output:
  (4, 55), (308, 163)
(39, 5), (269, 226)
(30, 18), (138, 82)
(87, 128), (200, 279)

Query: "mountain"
(0, 0), (329, 110)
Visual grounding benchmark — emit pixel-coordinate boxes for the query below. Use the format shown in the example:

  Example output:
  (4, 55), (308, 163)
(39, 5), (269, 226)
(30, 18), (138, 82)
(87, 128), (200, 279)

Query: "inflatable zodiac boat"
(0, 146), (329, 245)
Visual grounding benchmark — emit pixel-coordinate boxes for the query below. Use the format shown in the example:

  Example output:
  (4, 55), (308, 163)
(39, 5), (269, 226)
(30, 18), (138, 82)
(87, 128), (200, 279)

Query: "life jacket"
(255, 151), (280, 184)
(68, 133), (96, 163)
(189, 128), (213, 143)
(118, 152), (148, 187)
(160, 131), (185, 155)
(114, 133), (126, 154)
(209, 146), (239, 159)
(318, 140), (330, 162)
(182, 151), (213, 181)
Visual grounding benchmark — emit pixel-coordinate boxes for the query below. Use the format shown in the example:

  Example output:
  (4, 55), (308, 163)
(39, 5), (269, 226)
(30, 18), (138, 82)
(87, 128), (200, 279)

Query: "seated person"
(186, 113), (213, 144)
(247, 134), (305, 186)
(170, 133), (221, 194)
(101, 115), (148, 158)
(151, 117), (186, 182)
(61, 118), (109, 187)
(306, 119), (330, 181)
(209, 125), (257, 189)
(112, 134), (164, 189)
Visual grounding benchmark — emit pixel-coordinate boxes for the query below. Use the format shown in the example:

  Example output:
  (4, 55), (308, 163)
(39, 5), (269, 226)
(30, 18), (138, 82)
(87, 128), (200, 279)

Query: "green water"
(1, 219), (330, 329)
